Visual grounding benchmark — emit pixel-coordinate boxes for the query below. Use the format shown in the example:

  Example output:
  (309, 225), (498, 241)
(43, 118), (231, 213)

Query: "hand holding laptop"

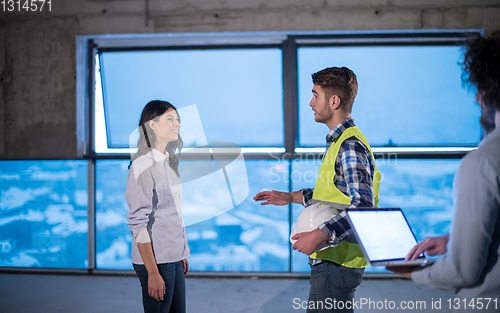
(385, 265), (414, 278)
(386, 234), (449, 277)
(346, 208), (428, 266)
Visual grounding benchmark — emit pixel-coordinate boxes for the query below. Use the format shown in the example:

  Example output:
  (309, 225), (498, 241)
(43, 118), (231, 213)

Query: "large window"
(298, 46), (480, 147)
(95, 159), (289, 271)
(96, 48), (284, 152)
(1, 30), (480, 274)
(0, 161), (88, 268)
(89, 31), (480, 273)
(291, 158), (460, 272)
(95, 160), (130, 269)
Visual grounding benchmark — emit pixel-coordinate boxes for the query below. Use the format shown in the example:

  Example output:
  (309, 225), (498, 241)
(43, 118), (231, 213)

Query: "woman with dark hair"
(125, 100), (189, 313)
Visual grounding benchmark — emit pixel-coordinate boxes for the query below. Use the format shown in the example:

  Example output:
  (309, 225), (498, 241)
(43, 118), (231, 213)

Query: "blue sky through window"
(99, 49), (283, 150)
(298, 46), (481, 147)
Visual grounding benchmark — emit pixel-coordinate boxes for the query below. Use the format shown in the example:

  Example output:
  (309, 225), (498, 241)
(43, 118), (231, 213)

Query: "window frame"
(56, 29), (484, 275)
(97, 44), (287, 151)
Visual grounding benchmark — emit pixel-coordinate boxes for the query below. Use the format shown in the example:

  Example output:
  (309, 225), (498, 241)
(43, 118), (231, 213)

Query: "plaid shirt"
(301, 117), (376, 265)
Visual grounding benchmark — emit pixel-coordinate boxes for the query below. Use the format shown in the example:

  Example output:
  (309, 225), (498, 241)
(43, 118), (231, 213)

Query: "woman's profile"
(125, 100), (190, 313)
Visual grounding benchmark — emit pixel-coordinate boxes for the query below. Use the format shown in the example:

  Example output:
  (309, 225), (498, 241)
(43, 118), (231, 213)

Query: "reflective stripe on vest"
(310, 126), (381, 268)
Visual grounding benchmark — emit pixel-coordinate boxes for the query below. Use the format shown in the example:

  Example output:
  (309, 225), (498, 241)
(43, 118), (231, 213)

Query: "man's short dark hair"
(312, 67), (358, 112)
(462, 30), (500, 112)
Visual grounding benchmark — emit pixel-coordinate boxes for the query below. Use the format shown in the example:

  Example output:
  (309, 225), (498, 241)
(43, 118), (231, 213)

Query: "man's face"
(477, 91), (496, 134)
(309, 85), (333, 124)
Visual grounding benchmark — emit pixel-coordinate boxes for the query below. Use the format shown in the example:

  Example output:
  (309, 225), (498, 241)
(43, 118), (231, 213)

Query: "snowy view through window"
(0, 159), (459, 272)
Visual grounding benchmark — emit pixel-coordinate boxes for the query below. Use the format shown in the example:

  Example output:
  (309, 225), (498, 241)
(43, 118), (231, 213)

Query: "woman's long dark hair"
(129, 100), (183, 176)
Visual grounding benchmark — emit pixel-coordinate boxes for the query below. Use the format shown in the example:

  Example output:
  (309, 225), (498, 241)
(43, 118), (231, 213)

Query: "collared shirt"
(301, 117), (376, 265)
(412, 126), (500, 303)
(125, 148), (190, 264)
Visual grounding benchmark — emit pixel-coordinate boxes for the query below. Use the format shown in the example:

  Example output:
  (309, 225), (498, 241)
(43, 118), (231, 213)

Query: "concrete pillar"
(2, 18), (78, 158)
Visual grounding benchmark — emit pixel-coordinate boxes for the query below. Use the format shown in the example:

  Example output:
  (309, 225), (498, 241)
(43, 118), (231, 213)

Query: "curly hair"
(312, 67), (358, 112)
(461, 30), (500, 111)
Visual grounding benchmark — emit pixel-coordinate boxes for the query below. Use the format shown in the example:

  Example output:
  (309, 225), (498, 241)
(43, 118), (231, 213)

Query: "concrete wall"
(1, 0), (499, 158)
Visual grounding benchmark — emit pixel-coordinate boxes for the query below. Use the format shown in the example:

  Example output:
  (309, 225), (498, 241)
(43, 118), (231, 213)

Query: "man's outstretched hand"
(253, 190), (293, 206)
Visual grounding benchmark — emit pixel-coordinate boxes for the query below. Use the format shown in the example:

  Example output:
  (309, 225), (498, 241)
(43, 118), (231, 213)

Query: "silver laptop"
(346, 208), (429, 266)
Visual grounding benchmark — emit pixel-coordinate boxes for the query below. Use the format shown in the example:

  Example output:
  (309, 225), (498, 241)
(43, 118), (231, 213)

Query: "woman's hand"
(182, 259), (189, 275)
(137, 242), (165, 301)
(253, 190), (293, 206)
(406, 234), (450, 261)
(148, 273), (166, 301)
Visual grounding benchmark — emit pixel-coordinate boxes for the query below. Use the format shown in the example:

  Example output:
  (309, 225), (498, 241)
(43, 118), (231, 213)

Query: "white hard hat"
(290, 202), (339, 252)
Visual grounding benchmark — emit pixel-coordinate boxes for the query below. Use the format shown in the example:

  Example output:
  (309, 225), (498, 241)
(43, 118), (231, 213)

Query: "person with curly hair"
(388, 30), (500, 312)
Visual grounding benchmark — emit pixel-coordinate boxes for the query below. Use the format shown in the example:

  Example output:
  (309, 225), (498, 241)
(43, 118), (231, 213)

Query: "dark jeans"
(133, 261), (186, 313)
(307, 261), (364, 313)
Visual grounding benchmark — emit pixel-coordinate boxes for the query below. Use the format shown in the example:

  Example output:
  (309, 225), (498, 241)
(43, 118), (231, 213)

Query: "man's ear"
(329, 95), (341, 110)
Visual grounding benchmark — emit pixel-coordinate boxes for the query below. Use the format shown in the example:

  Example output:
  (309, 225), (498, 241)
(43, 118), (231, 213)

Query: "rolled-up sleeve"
(125, 164), (154, 242)
(301, 188), (314, 207)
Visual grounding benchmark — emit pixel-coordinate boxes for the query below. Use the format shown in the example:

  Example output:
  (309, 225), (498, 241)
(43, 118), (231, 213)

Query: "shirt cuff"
(301, 188), (314, 207)
(319, 221), (336, 243)
(134, 228), (151, 244)
(410, 265), (431, 287)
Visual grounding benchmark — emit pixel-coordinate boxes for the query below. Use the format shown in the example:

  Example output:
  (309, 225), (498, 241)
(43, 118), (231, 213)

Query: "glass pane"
(99, 49), (283, 149)
(298, 46), (480, 147)
(377, 159), (458, 237)
(290, 158), (321, 272)
(185, 159), (289, 271)
(0, 161), (88, 268)
(291, 158), (459, 273)
(95, 160), (132, 269)
(96, 159), (290, 271)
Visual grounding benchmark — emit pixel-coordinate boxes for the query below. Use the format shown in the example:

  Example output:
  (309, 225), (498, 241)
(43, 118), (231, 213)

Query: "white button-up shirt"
(125, 149), (190, 264)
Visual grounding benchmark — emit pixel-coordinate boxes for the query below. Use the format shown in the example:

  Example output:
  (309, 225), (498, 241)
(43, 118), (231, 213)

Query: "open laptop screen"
(347, 209), (423, 262)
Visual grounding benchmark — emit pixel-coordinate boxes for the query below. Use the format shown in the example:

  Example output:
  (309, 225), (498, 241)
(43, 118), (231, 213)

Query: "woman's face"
(149, 108), (180, 144)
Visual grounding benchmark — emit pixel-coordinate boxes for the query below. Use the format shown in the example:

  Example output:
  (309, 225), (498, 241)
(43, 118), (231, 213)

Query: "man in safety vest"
(254, 66), (380, 313)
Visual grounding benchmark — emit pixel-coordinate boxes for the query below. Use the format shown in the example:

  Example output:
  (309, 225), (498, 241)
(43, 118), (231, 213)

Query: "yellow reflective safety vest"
(310, 126), (380, 268)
